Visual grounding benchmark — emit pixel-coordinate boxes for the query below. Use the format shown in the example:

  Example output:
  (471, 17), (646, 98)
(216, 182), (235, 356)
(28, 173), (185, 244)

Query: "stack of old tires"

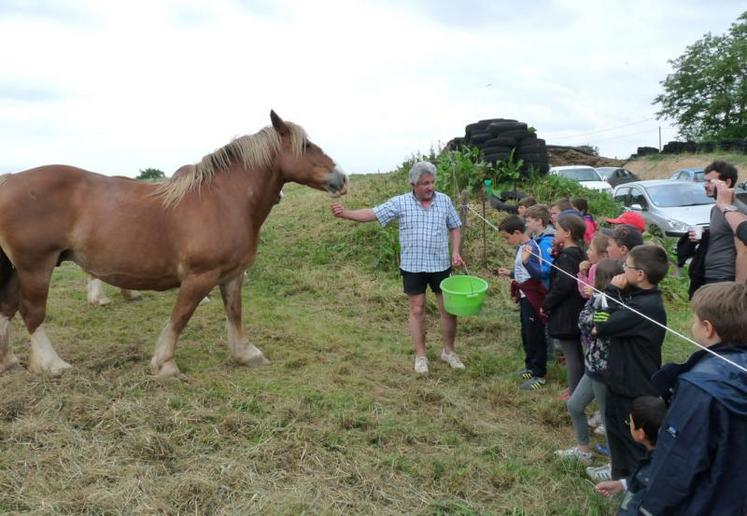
(448, 118), (549, 175)
(661, 139), (747, 155)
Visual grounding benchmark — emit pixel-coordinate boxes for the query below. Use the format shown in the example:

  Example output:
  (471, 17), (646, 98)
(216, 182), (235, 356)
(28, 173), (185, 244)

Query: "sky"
(0, 0), (744, 176)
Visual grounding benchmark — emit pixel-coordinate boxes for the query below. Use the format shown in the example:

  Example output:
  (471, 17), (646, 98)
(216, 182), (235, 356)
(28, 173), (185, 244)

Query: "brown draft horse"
(0, 111), (348, 377)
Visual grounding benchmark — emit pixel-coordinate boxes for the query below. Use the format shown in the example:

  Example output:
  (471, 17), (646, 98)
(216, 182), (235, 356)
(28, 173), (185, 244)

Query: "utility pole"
(658, 126), (662, 151)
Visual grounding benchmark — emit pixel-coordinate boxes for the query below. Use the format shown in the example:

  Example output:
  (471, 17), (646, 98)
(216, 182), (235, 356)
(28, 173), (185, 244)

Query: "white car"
(612, 180), (713, 236)
(549, 165), (613, 195)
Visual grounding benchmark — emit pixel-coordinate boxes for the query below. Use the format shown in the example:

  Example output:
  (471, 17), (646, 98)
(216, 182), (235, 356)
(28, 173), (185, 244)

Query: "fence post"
(482, 193), (487, 268)
(459, 190), (469, 229)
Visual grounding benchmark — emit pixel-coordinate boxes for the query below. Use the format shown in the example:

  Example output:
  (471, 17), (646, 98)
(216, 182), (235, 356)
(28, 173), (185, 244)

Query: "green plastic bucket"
(440, 275), (489, 316)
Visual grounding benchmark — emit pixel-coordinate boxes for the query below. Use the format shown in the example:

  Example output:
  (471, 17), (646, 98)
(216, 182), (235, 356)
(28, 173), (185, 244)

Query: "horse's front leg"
(220, 274), (269, 367)
(19, 265), (71, 375)
(150, 275), (216, 377)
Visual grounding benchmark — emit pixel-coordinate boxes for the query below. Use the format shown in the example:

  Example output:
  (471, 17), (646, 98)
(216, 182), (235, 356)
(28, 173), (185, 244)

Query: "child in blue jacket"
(639, 282), (747, 515)
(497, 215), (548, 390)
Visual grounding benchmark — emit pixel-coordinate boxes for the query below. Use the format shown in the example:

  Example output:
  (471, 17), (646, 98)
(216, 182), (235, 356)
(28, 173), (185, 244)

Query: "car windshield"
(596, 168), (615, 179)
(647, 184), (714, 207)
(556, 168), (600, 181)
(694, 171), (705, 181)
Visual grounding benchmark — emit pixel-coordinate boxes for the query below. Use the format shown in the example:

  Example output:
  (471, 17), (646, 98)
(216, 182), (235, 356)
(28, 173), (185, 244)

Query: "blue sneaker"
(594, 443), (610, 457)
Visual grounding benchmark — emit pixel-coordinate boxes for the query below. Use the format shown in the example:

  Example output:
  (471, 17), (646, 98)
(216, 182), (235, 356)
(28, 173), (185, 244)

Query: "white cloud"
(0, 0), (744, 175)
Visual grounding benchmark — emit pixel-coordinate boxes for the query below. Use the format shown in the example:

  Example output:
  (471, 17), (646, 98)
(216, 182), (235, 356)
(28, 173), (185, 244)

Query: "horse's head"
(270, 111), (348, 197)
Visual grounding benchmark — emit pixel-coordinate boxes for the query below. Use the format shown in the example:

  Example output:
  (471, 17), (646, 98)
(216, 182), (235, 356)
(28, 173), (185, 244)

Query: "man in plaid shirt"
(331, 162), (466, 374)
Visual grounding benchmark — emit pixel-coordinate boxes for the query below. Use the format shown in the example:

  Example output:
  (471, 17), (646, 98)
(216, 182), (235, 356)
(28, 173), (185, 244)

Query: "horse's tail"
(0, 174), (14, 290)
(0, 247), (14, 291)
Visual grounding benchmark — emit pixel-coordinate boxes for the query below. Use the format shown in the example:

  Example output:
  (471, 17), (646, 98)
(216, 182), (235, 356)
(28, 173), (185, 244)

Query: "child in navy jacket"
(640, 282), (747, 515)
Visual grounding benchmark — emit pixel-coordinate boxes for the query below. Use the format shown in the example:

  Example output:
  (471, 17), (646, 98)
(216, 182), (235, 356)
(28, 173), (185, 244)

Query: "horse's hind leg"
(220, 274), (269, 367)
(150, 274), (216, 377)
(18, 266), (71, 375)
(0, 273), (21, 373)
(87, 275), (141, 304)
(86, 276), (111, 305)
(120, 288), (141, 301)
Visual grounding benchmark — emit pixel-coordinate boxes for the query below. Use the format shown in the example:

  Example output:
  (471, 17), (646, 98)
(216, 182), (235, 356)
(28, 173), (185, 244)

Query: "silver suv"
(612, 180), (713, 236)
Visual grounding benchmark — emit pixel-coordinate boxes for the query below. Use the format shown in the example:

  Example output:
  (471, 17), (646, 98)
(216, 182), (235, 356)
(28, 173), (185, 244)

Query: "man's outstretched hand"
(331, 202), (345, 218)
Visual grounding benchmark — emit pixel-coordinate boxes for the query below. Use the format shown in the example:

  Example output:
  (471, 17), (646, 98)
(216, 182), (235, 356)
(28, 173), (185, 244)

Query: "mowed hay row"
(0, 180), (676, 514)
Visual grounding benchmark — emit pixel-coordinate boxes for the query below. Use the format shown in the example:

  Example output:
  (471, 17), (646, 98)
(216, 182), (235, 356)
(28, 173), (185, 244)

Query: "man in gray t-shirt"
(701, 161), (747, 282)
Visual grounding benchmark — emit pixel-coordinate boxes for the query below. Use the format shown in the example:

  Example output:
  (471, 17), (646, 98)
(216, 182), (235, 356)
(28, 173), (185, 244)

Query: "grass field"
(0, 171), (700, 514)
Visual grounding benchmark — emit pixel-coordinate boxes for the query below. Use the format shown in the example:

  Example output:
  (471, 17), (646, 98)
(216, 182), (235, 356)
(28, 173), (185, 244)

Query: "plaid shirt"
(373, 191), (461, 272)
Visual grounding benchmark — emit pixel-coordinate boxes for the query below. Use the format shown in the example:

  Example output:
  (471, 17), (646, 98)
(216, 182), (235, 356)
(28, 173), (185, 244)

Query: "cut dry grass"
(0, 173), (697, 514)
(625, 152), (747, 181)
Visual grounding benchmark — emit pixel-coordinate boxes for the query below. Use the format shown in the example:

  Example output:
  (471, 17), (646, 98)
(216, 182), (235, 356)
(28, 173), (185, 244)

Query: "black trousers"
(520, 297), (547, 378)
(605, 389), (647, 479)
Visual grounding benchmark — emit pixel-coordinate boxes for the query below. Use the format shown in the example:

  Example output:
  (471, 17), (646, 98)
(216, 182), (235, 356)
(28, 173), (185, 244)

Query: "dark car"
(595, 167), (639, 188)
(669, 167), (705, 182)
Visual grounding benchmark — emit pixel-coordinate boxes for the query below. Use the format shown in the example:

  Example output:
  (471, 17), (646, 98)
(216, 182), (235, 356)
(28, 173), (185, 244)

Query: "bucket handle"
(457, 264), (475, 296)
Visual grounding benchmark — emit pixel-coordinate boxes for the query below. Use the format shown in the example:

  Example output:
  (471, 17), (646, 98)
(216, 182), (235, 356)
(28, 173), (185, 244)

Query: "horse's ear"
(270, 110), (289, 137)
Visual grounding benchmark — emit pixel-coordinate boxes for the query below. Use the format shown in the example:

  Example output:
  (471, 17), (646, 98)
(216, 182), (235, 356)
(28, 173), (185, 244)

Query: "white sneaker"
(585, 464), (612, 482)
(594, 425), (607, 436)
(414, 356), (429, 374)
(440, 350), (465, 369)
(554, 446), (592, 462)
(587, 410), (603, 428)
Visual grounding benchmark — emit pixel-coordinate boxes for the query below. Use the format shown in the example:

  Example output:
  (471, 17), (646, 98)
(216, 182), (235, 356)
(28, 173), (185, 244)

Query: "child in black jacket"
(593, 245), (668, 480)
(541, 213), (587, 395)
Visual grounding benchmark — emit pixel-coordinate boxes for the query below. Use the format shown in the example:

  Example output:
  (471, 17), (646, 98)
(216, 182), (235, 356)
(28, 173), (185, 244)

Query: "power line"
(547, 118), (656, 141)
(583, 127), (660, 144)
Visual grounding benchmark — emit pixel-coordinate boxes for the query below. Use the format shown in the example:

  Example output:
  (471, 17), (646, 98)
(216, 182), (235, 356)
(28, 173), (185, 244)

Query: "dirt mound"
(624, 155), (747, 182)
(547, 145), (624, 168)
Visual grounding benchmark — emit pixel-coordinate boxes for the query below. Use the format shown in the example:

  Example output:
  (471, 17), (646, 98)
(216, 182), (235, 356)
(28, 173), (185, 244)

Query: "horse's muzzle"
(326, 168), (349, 197)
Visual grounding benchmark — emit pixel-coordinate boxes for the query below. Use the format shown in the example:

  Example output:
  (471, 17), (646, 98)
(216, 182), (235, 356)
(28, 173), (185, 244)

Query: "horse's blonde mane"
(154, 122), (307, 207)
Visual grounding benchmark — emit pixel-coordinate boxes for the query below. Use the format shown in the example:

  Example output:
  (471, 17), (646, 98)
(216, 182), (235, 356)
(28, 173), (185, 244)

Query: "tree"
(575, 145), (599, 156)
(654, 11), (747, 141)
(137, 168), (166, 181)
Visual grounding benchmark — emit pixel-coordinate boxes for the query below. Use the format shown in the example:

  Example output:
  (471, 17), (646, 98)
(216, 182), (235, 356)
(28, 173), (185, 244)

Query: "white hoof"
(150, 358), (181, 378)
(29, 326), (72, 376)
(0, 350), (21, 374)
(29, 356), (72, 376)
(235, 345), (269, 367)
(121, 289), (141, 301)
(96, 296), (112, 306)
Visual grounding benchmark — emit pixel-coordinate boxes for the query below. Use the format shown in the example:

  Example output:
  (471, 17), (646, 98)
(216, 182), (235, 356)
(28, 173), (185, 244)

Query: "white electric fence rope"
(465, 203), (747, 375)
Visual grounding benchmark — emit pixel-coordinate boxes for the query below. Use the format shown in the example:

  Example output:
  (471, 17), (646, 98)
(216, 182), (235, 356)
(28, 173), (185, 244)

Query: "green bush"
(516, 174), (623, 219)
(436, 147), (494, 197)
(435, 147), (538, 198)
